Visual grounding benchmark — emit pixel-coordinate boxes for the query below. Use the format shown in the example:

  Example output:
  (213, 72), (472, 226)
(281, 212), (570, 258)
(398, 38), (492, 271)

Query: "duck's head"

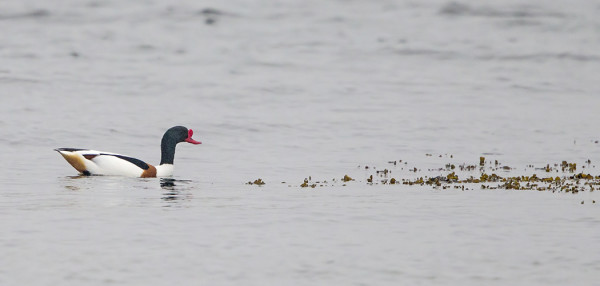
(164, 126), (202, 145)
(160, 126), (201, 165)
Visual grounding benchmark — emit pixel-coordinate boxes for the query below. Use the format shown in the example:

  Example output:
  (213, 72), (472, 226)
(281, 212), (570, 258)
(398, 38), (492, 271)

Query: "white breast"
(156, 164), (174, 177)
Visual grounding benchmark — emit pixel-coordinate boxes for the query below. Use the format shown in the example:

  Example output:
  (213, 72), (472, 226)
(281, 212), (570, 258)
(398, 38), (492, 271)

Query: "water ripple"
(394, 48), (600, 63)
(0, 9), (50, 21)
(439, 2), (566, 18)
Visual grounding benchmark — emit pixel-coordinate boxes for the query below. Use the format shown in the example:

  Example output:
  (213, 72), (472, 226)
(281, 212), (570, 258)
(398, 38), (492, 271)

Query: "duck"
(55, 126), (201, 177)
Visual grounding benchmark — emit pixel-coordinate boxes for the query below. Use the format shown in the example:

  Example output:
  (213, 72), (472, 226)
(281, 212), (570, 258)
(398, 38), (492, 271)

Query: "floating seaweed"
(247, 178), (265, 185)
(300, 178), (309, 188)
(271, 156), (599, 195)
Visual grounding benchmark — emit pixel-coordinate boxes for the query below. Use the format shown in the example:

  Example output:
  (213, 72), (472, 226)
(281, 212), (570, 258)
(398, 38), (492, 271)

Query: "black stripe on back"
(55, 148), (88, 152)
(100, 154), (150, 170)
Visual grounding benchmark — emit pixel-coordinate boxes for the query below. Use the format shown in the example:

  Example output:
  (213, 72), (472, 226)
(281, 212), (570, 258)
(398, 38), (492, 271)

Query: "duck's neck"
(160, 137), (177, 165)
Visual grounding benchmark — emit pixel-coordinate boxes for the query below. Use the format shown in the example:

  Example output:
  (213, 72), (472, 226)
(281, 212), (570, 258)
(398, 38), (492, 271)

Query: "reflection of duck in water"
(160, 178), (177, 189)
(55, 126), (201, 177)
(160, 178), (195, 202)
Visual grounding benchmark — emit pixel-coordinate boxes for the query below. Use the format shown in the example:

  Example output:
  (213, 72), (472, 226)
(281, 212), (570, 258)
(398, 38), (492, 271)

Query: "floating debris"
(460, 164), (477, 171)
(270, 156), (600, 193)
(300, 178), (309, 188)
(246, 178), (265, 186)
(561, 161), (577, 172)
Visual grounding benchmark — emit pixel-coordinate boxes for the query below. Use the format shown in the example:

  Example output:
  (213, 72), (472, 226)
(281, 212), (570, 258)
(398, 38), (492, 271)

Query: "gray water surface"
(1, 0), (599, 285)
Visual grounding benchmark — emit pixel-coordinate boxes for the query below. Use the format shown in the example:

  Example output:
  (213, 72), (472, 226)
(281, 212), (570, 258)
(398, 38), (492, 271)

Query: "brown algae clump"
(247, 178), (265, 185)
(342, 175), (354, 182)
(446, 172), (459, 182)
(387, 157), (600, 193)
(561, 161), (577, 172)
(300, 178), (309, 188)
(287, 158), (600, 191)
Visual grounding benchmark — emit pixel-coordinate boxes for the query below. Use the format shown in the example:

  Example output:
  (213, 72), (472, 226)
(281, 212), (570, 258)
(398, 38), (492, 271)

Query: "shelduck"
(55, 126), (201, 177)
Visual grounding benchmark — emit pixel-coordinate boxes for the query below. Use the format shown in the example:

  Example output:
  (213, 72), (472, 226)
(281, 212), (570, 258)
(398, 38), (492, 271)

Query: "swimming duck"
(55, 126), (201, 177)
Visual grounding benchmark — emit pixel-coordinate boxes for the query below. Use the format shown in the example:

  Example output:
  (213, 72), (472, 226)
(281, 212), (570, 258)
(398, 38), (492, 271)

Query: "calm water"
(1, 0), (600, 285)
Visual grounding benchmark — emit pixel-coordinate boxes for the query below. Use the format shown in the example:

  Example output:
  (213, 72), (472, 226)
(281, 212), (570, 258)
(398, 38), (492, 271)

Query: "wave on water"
(161, 6), (234, 25)
(0, 9), (50, 21)
(478, 52), (600, 62)
(0, 76), (41, 84)
(393, 48), (600, 63)
(439, 2), (566, 19)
